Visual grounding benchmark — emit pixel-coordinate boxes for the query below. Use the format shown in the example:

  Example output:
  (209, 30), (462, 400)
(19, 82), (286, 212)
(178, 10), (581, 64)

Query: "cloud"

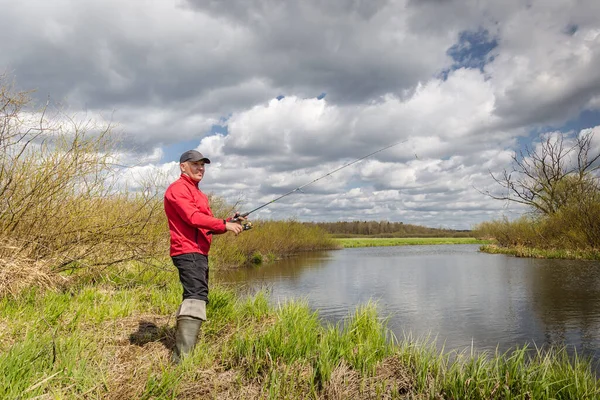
(219, 67), (511, 168)
(184, 0), (455, 103)
(1, 0), (599, 228)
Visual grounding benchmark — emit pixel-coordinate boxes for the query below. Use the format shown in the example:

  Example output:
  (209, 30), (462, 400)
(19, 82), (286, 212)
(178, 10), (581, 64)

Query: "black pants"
(172, 253), (209, 302)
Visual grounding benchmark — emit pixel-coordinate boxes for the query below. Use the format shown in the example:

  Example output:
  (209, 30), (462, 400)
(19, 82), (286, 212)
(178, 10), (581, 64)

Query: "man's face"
(180, 161), (205, 182)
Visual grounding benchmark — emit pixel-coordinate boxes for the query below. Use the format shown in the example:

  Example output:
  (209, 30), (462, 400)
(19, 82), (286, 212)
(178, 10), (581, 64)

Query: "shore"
(336, 237), (490, 248)
(480, 244), (600, 261)
(334, 238), (600, 261)
(1, 263), (597, 399)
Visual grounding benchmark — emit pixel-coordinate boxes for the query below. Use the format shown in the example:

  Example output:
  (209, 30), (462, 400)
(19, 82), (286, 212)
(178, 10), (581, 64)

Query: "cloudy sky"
(2, 0), (600, 229)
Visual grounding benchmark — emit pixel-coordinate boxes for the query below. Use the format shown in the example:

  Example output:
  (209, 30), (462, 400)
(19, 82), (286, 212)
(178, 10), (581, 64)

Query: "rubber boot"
(172, 317), (202, 364)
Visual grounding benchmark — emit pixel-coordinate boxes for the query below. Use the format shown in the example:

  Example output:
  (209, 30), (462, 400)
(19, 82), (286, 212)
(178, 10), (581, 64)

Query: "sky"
(2, 0), (600, 229)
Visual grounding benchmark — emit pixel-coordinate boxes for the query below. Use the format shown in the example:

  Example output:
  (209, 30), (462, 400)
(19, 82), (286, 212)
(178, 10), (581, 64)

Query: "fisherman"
(164, 149), (245, 363)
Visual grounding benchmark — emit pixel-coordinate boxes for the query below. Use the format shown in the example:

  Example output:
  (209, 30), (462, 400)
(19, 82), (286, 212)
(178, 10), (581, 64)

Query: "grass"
(480, 244), (600, 261)
(1, 264), (597, 399)
(337, 237), (491, 248)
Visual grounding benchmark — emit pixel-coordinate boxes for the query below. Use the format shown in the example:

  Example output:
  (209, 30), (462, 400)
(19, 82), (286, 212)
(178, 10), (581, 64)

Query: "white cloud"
(1, 0), (600, 228)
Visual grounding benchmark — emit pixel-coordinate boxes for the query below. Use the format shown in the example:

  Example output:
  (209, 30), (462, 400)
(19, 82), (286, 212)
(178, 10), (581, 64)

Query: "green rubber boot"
(172, 317), (202, 364)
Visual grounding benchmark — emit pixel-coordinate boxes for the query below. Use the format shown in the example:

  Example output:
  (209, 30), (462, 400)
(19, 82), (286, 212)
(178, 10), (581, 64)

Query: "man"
(164, 149), (245, 363)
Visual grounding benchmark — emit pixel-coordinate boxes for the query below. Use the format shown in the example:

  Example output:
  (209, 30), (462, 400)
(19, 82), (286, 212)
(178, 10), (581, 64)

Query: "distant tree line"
(302, 221), (473, 238)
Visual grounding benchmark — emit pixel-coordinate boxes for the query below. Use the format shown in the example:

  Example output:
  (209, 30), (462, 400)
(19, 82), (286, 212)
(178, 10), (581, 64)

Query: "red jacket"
(164, 174), (227, 256)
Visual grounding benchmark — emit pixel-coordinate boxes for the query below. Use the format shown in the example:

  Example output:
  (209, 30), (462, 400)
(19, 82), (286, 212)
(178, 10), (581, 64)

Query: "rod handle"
(230, 212), (252, 231)
(231, 211), (249, 223)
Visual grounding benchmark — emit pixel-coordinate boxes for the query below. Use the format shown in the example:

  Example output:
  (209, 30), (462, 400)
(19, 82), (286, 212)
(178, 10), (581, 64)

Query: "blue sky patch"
(441, 29), (498, 79)
(516, 109), (600, 153)
(160, 124), (229, 162)
(557, 109), (600, 133)
(162, 139), (204, 163)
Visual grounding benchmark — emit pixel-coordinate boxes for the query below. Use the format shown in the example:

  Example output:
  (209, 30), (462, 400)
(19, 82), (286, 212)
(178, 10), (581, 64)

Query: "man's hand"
(232, 212), (248, 222)
(225, 221), (244, 235)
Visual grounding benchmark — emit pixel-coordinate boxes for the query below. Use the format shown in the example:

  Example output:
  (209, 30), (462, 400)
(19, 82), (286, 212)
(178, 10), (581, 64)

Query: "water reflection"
(525, 259), (600, 355)
(217, 245), (600, 362)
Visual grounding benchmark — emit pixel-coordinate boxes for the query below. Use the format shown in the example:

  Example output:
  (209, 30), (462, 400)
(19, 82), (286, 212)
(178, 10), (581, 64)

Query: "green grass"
(337, 237), (491, 248)
(1, 267), (597, 399)
(480, 244), (600, 260)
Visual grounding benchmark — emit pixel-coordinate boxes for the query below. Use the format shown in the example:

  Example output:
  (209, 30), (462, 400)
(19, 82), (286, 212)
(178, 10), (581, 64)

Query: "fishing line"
(233, 139), (408, 224)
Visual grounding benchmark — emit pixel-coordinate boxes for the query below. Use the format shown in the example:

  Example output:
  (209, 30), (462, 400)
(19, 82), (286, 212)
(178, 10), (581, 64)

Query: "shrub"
(0, 76), (168, 295)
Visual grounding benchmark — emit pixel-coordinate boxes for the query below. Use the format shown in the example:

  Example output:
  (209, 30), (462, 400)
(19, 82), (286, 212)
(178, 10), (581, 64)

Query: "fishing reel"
(231, 212), (253, 231)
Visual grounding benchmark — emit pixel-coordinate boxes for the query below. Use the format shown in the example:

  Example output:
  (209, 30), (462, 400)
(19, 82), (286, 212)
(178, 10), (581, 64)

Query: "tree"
(486, 131), (600, 215)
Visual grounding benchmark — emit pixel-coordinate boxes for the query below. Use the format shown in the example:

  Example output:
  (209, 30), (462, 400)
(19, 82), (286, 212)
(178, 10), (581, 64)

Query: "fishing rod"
(233, 139), (407, 229)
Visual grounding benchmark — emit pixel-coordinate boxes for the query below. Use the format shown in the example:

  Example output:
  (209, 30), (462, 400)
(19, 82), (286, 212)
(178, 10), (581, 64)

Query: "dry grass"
(323, 358), (415, 400)
(0, 242), (67, 298)
(177, 369), (262, 400)
(85, 312), (418, 400)
(77, 314), (172, 399)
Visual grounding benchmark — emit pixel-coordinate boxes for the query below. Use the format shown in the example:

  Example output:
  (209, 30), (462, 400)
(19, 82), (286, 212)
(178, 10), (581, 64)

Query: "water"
(217, 244), (600, 361)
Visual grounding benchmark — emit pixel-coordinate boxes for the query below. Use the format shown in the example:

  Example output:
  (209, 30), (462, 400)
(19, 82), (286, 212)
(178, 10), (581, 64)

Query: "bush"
(475, 196), (600, 252)
(210, 219), (338, 268)
(0, 76), (168, 294)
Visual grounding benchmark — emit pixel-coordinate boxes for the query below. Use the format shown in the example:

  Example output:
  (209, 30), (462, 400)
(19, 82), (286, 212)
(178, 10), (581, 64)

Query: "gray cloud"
(184, 0), (454, 103)
(2, 0), (600, 228)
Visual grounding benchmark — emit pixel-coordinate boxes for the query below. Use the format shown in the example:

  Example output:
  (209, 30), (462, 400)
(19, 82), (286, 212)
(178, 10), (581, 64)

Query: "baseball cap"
(179, 150), (211, 164)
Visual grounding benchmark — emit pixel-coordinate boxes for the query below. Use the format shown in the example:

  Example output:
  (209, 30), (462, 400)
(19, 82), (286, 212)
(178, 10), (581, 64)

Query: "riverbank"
(1, 264), (597, 399)
(337, 237), (490, 248)
(480, 244), (600, 261)
(474, 216), (600, 261)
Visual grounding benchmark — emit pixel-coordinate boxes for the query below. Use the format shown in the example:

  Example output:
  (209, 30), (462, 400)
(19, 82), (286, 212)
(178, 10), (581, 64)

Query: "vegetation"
(478, 131), (600, 258)
(487, 131), (600, 216)
(211, 220), (339, 268)
(338, 237), (490, 248)
(0, 76), (336, 297)
(479, 243), (600, 260)
(2, 78), (598, 398)
(306, 221), (474, 238)
(1, 270), (598, 399)
(0, 75), (168, 296)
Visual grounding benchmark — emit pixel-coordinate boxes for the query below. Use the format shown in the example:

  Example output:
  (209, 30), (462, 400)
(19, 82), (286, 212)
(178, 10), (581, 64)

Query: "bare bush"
(486, 131), (600, 215)
(0, 75), (168, 286)
(479, 131), (600, 253)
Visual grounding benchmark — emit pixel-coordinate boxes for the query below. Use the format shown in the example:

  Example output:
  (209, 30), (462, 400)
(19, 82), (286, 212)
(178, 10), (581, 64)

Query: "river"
(217, 244), (600, 362)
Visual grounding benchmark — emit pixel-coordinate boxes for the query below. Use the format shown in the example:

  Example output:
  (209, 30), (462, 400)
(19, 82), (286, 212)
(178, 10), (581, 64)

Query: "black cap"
(179, 150), (211, 164)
